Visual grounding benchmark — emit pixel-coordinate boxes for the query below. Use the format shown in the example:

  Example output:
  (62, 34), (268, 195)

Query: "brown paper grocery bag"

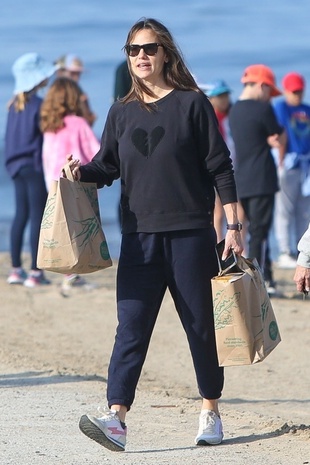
(211, 256), (281, 366)
(37, 166), (112, 274)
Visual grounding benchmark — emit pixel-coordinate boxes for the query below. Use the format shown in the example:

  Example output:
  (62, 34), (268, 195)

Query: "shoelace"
(97, 406), (118, 421)
(201, 411), (217, 432)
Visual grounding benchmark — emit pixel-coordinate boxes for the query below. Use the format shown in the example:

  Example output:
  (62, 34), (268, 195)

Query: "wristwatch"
(227, 223), (242, 231)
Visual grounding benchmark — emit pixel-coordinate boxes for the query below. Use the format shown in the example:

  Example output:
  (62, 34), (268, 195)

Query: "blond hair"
(8, 87), (40, 112)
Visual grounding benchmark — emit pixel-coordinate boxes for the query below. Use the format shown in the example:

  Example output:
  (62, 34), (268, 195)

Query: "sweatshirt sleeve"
(192, 93), (237, 205)
(297, 223), (310, 267)
(78, 119), (100, 164)
(79, 105), (120, 188)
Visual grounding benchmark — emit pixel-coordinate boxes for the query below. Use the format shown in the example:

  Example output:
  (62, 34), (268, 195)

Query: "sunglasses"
(124, 43), (162, 57)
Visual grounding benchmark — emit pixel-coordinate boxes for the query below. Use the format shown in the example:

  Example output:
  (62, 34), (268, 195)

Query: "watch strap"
(227, 223), (242, 231)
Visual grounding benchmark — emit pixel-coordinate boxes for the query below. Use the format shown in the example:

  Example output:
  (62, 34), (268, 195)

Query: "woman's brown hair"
(122, 18), (200, 108)
(40, 77), (83, 132)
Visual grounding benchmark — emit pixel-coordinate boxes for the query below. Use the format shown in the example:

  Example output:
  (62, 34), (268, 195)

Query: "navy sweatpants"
(107, 229), (224, 410)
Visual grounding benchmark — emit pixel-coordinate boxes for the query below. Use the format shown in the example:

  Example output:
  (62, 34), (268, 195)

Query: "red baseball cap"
(241, 64), (282, 97)
(282, 72), (305, 92)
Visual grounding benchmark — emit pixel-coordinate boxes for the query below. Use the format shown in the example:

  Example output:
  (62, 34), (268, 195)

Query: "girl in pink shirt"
(40, 77), (100, 291)
(40, 77), (99, 191)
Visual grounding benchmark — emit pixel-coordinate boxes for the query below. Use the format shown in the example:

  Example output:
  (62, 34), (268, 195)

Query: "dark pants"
(107, 229), (224, 410)
(11, 165), (47, 270)
(241, 194), (275, 282)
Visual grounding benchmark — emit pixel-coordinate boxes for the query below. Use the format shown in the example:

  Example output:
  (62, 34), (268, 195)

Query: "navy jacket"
(5, 94), (43, 178)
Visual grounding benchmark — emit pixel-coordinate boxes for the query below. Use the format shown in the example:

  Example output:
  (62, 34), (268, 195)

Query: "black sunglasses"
(124, 43), (162, 57)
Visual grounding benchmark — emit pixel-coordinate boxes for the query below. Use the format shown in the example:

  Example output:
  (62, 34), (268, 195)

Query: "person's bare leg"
(202, 398), (219, 416)
(110, 404), (127, 423)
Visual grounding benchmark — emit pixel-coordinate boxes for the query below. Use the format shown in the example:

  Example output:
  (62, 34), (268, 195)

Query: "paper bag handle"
(220, 255), (259, 285)
(63, 162), (75, 183)
(236, 255), (260, 290)
(237, 255), (263, 275)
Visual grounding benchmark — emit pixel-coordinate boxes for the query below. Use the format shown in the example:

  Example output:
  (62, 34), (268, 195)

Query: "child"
(5, 52), (56, 287)
(229, 64), (287, 295)
(40, 77), (100, 290)
(273, 72), (310, 268)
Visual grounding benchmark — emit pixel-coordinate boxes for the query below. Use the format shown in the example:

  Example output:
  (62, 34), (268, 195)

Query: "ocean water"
(1, 0), (310, 257)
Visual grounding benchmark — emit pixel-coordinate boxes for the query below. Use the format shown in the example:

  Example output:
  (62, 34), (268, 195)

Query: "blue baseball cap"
(12, 52), (57, 94)
(202, 79), (231, 97)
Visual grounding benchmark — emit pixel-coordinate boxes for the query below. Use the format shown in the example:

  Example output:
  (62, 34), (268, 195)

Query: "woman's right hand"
(64, 154), (81, 181)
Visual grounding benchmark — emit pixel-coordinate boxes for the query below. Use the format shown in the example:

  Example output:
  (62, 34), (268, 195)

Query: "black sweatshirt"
(229, 99), (282, 198)
(80, 89), (237, 233)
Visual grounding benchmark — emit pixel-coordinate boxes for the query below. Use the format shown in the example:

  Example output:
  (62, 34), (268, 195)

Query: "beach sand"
(0, 251), (309, 465)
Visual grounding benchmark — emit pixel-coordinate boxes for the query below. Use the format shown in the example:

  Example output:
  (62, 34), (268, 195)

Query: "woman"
(40, 77), (100, 290)
(63, 54), (97, 127)
(5, 52), (56, 287)
(68, 18), (243, 451)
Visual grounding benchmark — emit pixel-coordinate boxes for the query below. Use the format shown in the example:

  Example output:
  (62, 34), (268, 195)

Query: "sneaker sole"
(79, 415), (125, 452)
(23, 281), (51, 288)
(195, 437), (223, 446)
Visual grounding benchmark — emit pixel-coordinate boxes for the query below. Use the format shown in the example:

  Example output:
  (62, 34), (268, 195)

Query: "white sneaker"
(61, 274), (98, 292)
(79, 407), (126, 452)
(277, 253), (297, 269)
(195, 409), (223, 445)
(265, 280), (277, 296)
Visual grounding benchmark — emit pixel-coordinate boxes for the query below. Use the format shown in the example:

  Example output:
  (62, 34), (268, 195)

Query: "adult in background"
(273, 72), (310, 269)
(4, 52), (56, 287)
(67, 18), (243, 452)
(294, 222), (310, 294)
(113, 59), (132, 101)
(53, 55), (67, 78)
(229, 64), (286, 295)
(61, 53), (97, 127)
(113, 59), (132, 224)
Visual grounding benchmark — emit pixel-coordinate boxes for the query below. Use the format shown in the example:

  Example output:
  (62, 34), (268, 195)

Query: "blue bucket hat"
(12, 52), (57, 94)
(202, 79), (231, 97)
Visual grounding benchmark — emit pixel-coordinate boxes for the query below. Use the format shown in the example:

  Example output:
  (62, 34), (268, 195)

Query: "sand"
(0, 251), (309, 465)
